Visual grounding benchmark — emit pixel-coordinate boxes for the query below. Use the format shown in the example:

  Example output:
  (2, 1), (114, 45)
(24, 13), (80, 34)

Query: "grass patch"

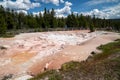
(60, 61), (81, 71)
(94, 40), (120, 61)
(0, 33), (15, 38)
(29, 70), (62, 80)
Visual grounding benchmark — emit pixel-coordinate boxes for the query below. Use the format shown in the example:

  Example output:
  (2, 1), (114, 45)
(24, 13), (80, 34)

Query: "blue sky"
(0, 0), (120, 19)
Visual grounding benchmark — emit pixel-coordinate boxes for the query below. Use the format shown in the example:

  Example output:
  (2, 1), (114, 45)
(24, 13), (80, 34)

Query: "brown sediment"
(11, 52), (36, 65)
(28, 53), (71, 75)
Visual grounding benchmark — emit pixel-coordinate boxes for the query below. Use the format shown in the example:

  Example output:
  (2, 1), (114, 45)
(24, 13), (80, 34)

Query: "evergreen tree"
(0, 16), (7, 36)
(0, 5), (120, 37)
(89, 23), (95, 32)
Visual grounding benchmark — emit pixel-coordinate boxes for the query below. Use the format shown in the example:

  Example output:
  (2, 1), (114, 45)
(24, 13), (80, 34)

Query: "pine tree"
(89, 24), (95, 32)
(0, 16), (7, 36)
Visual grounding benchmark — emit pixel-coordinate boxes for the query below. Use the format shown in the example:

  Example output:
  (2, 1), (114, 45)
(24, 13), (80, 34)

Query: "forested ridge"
(0, 6), (120, 37)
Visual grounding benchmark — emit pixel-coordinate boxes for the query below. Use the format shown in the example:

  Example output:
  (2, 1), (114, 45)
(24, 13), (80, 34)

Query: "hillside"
(29, 39), (120, 80)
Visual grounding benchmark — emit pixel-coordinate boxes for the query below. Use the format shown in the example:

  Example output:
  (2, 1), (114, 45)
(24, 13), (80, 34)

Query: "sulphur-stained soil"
(0, 30), (119, 80)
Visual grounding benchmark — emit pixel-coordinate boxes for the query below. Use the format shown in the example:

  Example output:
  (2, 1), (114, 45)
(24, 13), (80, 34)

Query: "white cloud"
(41, 0), (59, 6)
(73, 11), (78, 15)
(80, 3), (120, 19)
(33, 11), (44, 16)
(65, 1), (72, 6)
(33, 12), (40, 16)
(60, 0), (64, 3)
(55, 1), (72, 17)
(32, 1), (72, 18)
(17, 10), (28, 15)
(81, 9), (109, 19)
(103, 3), (120, 18)
(0, 0), (40, 10)
(86, 0), (119, 6)
(35, 0), (64, 6)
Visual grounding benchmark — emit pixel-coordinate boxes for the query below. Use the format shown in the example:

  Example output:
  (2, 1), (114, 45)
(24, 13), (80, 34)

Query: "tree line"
(0, 5), (120, 37)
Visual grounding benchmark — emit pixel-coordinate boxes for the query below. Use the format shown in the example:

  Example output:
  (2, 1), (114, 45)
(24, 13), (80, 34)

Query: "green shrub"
(49, 73), (62, 80)
(61, 61), (80, 71)
(89, 24), (95, 32)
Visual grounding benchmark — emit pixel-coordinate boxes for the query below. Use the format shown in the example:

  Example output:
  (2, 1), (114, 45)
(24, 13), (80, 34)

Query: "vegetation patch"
(29, 70), (62, 80)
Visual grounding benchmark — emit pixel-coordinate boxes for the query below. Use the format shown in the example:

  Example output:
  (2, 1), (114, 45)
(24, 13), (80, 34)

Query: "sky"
(0, 0), (120, 19)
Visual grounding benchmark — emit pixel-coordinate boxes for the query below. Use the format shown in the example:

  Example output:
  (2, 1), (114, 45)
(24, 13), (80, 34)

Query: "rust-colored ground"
(11, 52), (36, 65)
(0, 30), (119, 79)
